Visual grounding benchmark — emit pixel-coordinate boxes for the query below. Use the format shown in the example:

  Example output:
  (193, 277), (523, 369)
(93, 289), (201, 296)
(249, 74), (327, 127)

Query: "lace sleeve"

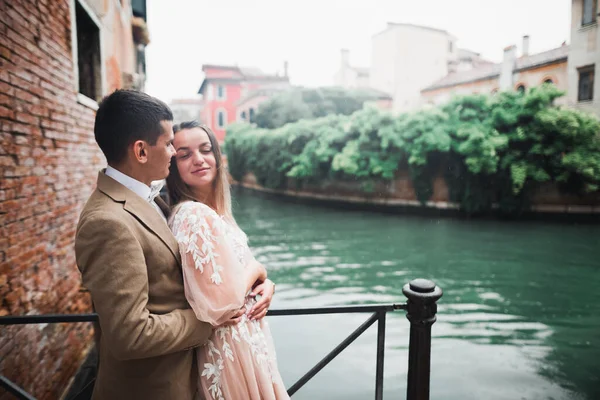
(171, 202), (247, 326)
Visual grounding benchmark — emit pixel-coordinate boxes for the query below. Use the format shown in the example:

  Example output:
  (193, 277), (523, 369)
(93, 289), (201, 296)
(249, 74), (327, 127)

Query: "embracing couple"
(75, 90), (289, 400)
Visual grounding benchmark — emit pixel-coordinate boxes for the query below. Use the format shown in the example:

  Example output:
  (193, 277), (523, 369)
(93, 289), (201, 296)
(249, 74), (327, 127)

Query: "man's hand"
(216, 307), (245, 327)
(248, 279), (275, 321)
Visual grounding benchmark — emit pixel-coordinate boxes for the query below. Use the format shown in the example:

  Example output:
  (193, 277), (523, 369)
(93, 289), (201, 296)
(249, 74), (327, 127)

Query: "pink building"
(198, 64), (290, 142)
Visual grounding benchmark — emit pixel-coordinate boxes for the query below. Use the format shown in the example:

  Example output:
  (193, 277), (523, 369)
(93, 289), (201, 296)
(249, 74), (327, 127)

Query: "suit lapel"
(97, 171), (181, 264)
(155, 196), (171, 219)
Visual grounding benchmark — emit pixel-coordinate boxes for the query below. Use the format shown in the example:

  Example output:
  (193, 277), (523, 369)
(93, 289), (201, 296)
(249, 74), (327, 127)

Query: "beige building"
(567, 0), (599, 116)
(421, 38), (569, 106)
(170, 98), (204, 123)
(422, 0), (599, 118)
(368, 23), (488, 113)
(333, 49), (370, 89)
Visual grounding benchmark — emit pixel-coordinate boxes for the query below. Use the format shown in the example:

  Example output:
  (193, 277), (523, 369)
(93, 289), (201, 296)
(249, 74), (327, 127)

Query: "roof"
(374, 22), (451, 38)
(515, 45), (569, 71)
(349, 87), (391, 100)
(422, 64), (502, 92)
(198, 64), (289, 94)
(353, 67), (370, 77)
(236, 84), (292, 106)
(422, 45), (569, 92)
(170, 98), (203, 105)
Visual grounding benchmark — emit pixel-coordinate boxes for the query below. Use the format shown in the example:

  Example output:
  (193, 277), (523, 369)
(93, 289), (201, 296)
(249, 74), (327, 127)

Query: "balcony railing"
(0, 278), (442, 400)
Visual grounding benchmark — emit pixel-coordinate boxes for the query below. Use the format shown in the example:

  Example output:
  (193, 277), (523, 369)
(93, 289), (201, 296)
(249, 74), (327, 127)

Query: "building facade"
(567, 0), (599, 116)
(369, 23), (457, 113)
(368, 23), (490, 113)
(198, 64), (290, 142)
(422, 0), (599, 118)
(0, 0), (149, 398)
(333, 48), (370, 89)
(169, 97), (204, 124)
(421, 39), (569, 106)
(236, 85), (290, 124)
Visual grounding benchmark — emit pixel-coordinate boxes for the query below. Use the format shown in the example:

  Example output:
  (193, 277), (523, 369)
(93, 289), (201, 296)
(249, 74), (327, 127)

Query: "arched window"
(543, 78), (554, 85)
(516, 84), (526, 94)
(217, 85), (226, 100)
(249, 108), (255, 123)
(216, 109), (227, 129)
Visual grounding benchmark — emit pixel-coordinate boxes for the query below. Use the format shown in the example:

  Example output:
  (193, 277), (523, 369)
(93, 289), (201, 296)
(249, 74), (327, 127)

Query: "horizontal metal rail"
(0, 278), (442, 400)
(0, 313), (98, 325)
(0, 375), (36, 400)
(0, 304), (406, 325)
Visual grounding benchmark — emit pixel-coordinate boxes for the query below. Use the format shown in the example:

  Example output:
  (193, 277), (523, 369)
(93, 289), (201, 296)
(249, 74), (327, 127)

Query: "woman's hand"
(245, 259), (268, 293)
(216, 307), (246, 327)
(248, 279), (275, 321)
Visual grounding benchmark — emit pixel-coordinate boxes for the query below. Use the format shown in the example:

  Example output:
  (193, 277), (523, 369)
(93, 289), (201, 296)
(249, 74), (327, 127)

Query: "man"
(75, 90), (212, 400)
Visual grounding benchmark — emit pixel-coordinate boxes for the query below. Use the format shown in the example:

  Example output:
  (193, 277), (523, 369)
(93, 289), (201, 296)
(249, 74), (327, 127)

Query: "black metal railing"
(0, 278), (442, 400)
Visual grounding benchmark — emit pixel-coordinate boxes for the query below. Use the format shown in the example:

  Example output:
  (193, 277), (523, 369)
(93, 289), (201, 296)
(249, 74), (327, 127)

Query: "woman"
(167, 121), (289, 400)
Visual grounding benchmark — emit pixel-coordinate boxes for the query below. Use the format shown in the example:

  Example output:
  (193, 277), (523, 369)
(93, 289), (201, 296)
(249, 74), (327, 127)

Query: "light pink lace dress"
(170, 201), (289, 400)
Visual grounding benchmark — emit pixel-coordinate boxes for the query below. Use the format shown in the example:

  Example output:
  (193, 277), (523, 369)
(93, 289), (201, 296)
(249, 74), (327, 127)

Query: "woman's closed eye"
(177, 152), (191, 160)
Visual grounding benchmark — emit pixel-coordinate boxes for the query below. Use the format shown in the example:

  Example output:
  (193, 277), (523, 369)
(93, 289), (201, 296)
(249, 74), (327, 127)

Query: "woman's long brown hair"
(166, 121), (233, 219)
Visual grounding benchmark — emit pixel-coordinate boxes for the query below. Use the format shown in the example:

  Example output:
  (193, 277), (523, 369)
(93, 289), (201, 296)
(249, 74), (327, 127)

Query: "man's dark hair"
(94, 89), (173, 164)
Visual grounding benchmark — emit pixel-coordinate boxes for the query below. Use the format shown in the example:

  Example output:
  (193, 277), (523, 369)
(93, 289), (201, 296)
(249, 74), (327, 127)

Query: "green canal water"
(232, 188), (600, 400)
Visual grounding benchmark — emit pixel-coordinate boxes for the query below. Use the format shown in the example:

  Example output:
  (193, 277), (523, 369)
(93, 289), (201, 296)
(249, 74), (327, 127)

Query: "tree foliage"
(225, 86), (600, 215)
(253, 87), (384, 129)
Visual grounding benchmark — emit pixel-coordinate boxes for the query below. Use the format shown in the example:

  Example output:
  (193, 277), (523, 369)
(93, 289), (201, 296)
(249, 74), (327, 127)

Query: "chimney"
(341, 48), (350, 67)
(499, 45), (517, 90)
(522, 35), (530, 57)
(283, 60), (288, 78)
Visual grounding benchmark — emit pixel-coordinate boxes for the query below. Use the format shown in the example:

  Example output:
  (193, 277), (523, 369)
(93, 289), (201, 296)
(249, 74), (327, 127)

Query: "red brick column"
(1, 1), (105, 398)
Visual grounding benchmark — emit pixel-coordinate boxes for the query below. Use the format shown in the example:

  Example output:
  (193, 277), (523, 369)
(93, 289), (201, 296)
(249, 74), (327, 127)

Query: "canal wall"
(233, 172), (600, 217)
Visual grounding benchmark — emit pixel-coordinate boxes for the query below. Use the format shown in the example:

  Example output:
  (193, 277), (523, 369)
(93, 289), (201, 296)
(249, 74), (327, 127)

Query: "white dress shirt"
(105, 166), (167, 222)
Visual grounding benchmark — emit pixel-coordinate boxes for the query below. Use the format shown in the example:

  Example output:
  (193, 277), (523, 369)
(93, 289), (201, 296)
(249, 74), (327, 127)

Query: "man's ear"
(133, 140), (149, 164)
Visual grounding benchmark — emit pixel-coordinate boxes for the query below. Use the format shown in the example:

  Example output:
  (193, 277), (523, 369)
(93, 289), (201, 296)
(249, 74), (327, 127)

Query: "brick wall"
(0, 0), (106, 398)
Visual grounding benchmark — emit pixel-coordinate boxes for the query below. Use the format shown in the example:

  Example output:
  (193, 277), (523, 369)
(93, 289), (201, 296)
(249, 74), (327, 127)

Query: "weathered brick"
(0, 81), (15, 96)
(14, 112), (39, 126)
(10, 122), (42, 136)
(1, 1), (137, 398)
(0, 105), (14, 119)
(12, 87), (40, 105)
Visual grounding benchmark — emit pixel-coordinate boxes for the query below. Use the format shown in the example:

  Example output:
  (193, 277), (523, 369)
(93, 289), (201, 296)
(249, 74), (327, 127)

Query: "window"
(249, 108), (255, 123)
(240, 111), (247, 121)
(543, 78), (554, 85)
(516, 84), (526, 94)
(582, 0), (597, 26)
(217, 85), (226, 100)
(216, 109), (227, 129)
(71, 0), (104, 105)
(578, 65), (595, 102)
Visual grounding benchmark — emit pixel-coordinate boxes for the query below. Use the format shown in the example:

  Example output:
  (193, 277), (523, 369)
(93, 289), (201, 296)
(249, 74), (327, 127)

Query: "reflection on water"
(233, 188), (600, 400)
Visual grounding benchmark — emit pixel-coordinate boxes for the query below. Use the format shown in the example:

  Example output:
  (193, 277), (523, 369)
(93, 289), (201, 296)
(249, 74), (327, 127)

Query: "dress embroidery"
(171, 202), (281, 399)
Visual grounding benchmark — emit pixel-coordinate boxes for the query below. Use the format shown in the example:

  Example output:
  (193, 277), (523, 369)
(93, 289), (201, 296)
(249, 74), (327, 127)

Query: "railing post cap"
(402, 278), (443, 303)
(409, 278), (436, 293)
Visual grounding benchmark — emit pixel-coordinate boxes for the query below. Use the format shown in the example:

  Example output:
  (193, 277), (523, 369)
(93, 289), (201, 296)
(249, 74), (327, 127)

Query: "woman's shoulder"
(171, 201), (220, 225)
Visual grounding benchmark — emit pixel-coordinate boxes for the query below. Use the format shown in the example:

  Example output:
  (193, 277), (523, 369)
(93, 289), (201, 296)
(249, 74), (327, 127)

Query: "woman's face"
(173, 127), (218, 195)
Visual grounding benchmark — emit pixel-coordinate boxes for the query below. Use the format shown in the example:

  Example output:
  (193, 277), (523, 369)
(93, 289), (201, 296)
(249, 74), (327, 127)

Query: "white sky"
(145, 0), (572, 103)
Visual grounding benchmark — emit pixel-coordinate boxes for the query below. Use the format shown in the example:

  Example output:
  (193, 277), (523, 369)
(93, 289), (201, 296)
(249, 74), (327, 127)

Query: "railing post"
(375, 311), (386, 400)
(403, 279), (443, 400)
